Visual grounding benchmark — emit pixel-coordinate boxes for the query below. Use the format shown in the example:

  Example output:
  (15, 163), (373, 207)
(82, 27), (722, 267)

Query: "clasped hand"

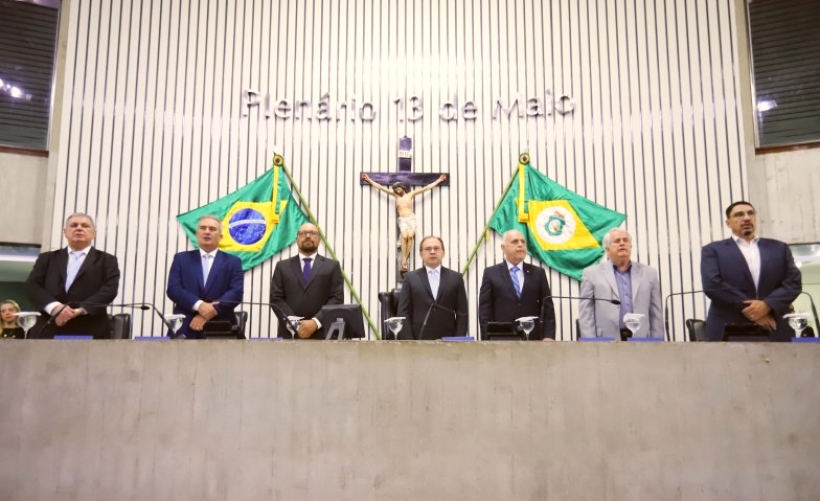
(742, 300), (776, 330)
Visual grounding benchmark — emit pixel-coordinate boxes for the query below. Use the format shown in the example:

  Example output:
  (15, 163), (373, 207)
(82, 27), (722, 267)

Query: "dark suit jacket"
(701, 237), (801, 341)
(167, 250), (245, 339)
(26, 247), (120, 339)
(478, 261), (556, 340)
(397, 266), (469, 339)
(270, 255), (344, 339)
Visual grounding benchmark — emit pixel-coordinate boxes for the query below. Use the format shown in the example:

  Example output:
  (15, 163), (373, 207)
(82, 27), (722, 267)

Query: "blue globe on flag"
(228, 208), (267, 245)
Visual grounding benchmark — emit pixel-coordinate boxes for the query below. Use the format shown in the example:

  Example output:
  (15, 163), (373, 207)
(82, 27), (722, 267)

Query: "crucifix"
(361, 136), (450, 279)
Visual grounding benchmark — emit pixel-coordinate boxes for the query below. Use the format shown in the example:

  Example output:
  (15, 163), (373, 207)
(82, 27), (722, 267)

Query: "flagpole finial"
(519, 153), (530, 165)
(273, 154), (284, 166)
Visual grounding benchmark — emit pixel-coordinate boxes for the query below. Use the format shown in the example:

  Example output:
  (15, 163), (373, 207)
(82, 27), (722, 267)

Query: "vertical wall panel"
(51, 0), (747, 340)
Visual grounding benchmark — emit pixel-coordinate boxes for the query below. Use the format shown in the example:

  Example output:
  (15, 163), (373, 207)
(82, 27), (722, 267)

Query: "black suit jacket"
(701, 237), (801, 341)
(26, 247), (120, 339)
(478, 261), (556, 340)
(270, 255), (344, 338)
(397, 266), (469, 339)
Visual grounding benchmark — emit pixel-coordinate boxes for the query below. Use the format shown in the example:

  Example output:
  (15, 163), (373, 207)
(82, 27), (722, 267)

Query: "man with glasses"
(701, 201), (801, 341)
(270, 222), (344, 339)
(397, 236), (468, 339)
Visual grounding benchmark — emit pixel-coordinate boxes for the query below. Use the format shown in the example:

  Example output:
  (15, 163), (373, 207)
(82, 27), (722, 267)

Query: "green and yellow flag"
(488, 153), (627, 280)
(177, 155), (308, 271)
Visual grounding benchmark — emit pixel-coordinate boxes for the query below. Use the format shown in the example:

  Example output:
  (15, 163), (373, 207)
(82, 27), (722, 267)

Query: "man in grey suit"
(578, 229), (663, 339)
(270, 222), (344, 339)
(397, 236), (469, 339)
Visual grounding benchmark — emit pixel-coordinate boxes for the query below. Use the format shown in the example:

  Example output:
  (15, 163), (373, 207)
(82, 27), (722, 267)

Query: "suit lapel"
(631, 262), (642, 299)
(602, 263), (619, 299)
(419, 268), (435, 300)
(724, 238), (756, 288)
(55, 249), (69, 290)
(203, 251), (224, 293)
(69, 248), (95, 289)
(500, 262), (517, 297)
(304, 255), (323, 290)
(290, 256), (306, 289)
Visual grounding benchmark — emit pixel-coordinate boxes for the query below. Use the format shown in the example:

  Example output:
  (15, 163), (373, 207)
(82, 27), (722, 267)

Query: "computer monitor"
(722, 324), (771, 342)
(203, 320), (245, 340)
(319, 304), (366, 340)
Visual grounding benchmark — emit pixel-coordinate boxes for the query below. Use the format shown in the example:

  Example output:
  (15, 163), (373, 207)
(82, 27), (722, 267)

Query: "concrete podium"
(1, 340), (819, 500)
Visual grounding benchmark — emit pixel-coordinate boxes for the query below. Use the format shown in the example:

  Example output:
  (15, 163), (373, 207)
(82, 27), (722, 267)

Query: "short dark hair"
(725, 201), (755, 219)
(418, 236), (445, 252)
(391, 182), (409, 193)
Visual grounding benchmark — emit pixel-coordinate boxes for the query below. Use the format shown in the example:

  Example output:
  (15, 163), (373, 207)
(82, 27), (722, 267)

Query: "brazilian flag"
(488, 153), (626, 281)
(177, 155), (308, 271)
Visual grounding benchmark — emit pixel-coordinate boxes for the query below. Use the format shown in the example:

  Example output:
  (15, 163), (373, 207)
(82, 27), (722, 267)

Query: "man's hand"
(54, 305), (76, 327)
(439, 174), (447, 182)
(296, 319), (319, 339)
(754, 314), (777, 331)
(197, 301), (219, 320)
(362, 173), (371, 182)
(742, 299), (771, 322)
(189, 314), (208, 331)
(541, 337), (555, 342)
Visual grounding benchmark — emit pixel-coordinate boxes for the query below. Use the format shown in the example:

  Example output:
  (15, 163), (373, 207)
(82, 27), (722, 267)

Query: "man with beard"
(270, 222), (344, 339)
(26, 213), (120, 339)
(701, 201), (801, 341)
(361, 173), (447, 273)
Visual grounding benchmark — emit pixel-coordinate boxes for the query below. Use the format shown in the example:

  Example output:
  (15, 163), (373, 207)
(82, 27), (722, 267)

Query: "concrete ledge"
(1, 341), (818, 500)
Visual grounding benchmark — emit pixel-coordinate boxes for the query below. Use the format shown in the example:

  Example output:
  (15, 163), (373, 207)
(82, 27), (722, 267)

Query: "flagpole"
(460, 166), (519, 277)
(280, 163), (382, 339)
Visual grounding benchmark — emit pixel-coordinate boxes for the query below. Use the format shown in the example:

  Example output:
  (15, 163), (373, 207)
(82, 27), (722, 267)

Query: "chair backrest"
(685, 318), (705, 342)
(109, 313), (132, 339)
(378, 290), (401, 339)
(233, 311), (248, 338)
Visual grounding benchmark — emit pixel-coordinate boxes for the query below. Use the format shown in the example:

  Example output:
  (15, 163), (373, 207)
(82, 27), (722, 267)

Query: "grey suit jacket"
(578, 260), (664, 339)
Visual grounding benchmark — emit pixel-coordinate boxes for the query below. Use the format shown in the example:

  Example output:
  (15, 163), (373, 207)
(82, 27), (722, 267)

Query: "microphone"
(74, 302), (177, 338)
(545, 295), (621, 339)
(32, 301), (75, 339)
(663, 290), (708, 339)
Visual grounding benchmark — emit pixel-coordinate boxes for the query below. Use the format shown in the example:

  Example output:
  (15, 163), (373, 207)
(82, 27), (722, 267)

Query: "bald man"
(478, 229), (556, 340)
(270, 223), (344, 339)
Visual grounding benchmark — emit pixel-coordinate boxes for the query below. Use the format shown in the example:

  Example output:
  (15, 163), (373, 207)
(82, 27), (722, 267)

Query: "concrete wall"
(0, 151), (46, 245)
(1, 341), (818, 500)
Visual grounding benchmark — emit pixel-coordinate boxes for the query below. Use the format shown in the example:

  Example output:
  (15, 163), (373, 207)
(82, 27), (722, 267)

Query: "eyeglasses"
(422, 246), (442, 252)
(298, 230), (319, 237)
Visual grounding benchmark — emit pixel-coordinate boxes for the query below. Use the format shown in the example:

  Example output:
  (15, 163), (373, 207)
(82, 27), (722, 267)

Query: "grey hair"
(602, 228), (630, 248)
(64, 213), (96, 228)
(197, 215), (223, 231)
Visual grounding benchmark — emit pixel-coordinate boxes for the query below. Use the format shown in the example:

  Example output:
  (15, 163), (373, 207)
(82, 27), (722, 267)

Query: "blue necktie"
(511, 266), (522, 298)
(65, 251), (83, 291)
(303, 258), (312, 283)
(428, 269), (440, 298)
(202, 254), (212, 284)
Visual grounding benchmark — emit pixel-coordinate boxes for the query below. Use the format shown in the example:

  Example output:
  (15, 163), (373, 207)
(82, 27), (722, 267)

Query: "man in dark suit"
(26, 213), (120, 339)
(397, 236), (469, 339)
(701, 201), (801, 341)
(478, 229), (556, 340)
(270, 222), (344, 339)
(167, 215), (244, 339)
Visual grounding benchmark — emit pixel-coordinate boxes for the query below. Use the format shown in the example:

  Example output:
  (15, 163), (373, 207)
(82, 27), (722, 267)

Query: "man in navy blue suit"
(701, 201), (801, 341)
(167, 215), (244, 339)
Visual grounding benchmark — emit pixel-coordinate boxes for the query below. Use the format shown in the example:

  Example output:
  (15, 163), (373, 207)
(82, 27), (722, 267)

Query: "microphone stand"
(799, 291), (820, 336)
(31, 302), (74, 339)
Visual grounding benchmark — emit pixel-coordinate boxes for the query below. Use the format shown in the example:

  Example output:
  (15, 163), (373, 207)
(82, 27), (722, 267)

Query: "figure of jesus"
(362, 173), (447, 272)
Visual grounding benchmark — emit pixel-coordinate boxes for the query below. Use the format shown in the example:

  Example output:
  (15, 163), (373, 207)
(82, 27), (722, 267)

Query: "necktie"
(65, 251), (82, 291)
(303, 257), (312, 283)
(202, 254), (212, 284)
(511, 266), (522, 298)
(428, 269), (440, 298)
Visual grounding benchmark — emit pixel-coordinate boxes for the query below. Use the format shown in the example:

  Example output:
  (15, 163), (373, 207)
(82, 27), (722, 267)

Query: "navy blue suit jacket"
(701, 237), (801, 341)
(167, 250), (244, 338)
(478, 262), (556, 340)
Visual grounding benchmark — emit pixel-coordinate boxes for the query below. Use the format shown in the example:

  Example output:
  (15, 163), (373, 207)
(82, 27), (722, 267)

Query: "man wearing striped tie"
(478, 229), (556, 341)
